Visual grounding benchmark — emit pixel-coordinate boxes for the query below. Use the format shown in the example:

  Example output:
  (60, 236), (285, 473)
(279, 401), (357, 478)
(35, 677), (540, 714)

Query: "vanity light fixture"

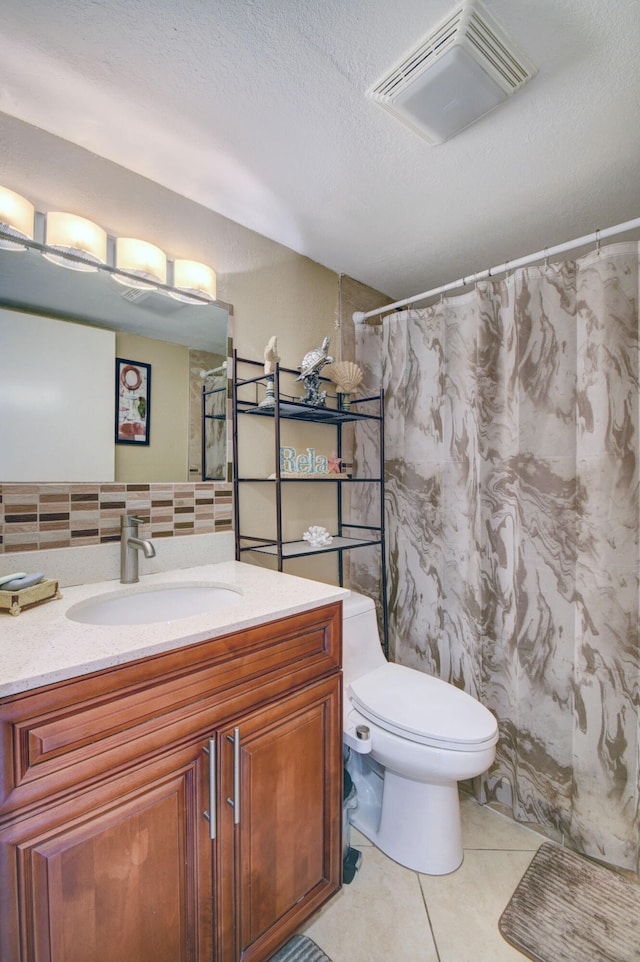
(0, 188), (217, 297)
(43, 212), (108, 271)
(170, 258), (217, 303)
(0, 185), (35, 250)
(113, 237), (167, 289)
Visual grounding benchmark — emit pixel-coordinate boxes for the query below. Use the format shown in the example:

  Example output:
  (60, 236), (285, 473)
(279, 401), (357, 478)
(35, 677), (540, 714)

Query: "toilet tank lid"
(349, 663), (498, 749)
(342, 590), (377, 619)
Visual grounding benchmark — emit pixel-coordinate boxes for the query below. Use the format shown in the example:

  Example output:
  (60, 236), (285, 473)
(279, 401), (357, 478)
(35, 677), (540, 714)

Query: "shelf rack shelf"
(240, 399), (382, 424)
(232, 351), (388, 653)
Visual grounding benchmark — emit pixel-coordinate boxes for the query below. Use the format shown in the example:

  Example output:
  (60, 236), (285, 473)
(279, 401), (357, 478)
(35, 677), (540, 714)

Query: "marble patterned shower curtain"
(353, 242), (640, 872)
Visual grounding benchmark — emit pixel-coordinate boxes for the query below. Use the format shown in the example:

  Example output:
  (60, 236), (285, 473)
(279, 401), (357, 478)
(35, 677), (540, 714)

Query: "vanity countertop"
(0, 562), (349, 699)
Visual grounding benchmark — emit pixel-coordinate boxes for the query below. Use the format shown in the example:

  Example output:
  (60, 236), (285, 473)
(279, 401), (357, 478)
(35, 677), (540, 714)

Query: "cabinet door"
(216, 675), (342, 962)
(0, 741), (213, 962)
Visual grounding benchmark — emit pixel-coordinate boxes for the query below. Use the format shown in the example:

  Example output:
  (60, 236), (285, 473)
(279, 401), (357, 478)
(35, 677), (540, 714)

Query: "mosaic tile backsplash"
(0, 482), (233, 554)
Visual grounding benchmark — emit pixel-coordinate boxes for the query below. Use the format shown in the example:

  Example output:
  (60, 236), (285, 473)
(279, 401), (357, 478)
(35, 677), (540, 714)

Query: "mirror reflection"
(0, 242), (230, 483)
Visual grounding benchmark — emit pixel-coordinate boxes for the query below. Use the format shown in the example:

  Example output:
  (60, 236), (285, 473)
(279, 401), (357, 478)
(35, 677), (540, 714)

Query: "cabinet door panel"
(218, 676), (342, 962)
(242, 709), (325, 927)
(0, 746), (213, 962)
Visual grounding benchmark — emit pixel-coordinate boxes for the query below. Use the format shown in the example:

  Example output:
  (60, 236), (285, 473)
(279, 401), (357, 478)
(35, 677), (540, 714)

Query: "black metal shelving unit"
(232, 351), (388, 654)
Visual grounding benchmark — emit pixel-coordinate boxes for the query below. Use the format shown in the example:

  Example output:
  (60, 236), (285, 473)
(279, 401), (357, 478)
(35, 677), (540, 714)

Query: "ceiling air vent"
(368, 1), (537, 144)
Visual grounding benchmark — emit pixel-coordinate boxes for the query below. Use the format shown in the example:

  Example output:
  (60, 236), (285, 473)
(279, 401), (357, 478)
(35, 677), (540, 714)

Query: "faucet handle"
(121, 514), (145, 528)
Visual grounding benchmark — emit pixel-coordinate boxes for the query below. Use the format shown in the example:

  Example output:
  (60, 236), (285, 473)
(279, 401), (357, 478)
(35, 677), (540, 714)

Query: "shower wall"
(352, 243), (640, 872)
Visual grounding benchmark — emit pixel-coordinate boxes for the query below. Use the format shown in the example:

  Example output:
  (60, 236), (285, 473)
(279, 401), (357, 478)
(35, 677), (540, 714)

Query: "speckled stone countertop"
(0, 562), (348, 699)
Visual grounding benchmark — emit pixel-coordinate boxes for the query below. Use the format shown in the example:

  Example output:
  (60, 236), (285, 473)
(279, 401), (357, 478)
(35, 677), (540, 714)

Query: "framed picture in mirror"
(116, 357), (151, 445)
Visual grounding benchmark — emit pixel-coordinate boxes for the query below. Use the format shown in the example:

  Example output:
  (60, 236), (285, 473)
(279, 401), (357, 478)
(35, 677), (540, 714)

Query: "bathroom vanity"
(0, 563), (346, 962)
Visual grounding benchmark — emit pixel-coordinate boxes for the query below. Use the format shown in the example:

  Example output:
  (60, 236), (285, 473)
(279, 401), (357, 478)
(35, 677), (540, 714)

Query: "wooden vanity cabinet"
(0, 602), (343, 962)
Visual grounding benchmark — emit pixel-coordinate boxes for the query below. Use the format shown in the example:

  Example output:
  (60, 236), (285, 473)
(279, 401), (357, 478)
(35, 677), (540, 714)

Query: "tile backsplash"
(0, 482), (233, 554)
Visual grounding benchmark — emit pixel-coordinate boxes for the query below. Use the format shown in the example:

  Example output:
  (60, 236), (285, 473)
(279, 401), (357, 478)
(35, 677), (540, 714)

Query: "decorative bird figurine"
(264, 335), (280, 374)
(259, 335), (280, 409)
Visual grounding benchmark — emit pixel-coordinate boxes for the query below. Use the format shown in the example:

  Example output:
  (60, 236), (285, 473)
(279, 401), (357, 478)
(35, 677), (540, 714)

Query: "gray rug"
(268, 935), (333, 962)
(499, 842), (640, 962)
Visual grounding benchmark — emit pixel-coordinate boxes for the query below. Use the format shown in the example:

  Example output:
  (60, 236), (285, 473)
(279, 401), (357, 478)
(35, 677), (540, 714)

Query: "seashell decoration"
(323, 361), (364, 411)
(323, 361), (364, 393)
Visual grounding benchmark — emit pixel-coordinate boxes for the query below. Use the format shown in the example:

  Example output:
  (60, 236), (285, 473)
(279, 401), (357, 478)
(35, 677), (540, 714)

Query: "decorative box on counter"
(0, 579), (62, 616)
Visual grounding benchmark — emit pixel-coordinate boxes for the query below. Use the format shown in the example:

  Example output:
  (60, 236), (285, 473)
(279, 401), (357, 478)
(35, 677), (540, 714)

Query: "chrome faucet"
(120, 515), (156, 584)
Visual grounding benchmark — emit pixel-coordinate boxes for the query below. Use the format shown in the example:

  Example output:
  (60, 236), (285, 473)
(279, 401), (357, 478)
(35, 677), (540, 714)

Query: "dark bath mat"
(268, 935), (333, 962)
(499, 841), (640, 962)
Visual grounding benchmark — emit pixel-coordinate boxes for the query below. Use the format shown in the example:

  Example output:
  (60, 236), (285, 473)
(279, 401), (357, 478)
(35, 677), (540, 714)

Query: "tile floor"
(302, 793), (543, 962)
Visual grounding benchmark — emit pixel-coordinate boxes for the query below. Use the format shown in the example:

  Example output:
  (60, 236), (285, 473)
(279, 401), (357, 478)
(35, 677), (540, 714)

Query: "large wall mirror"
(0, 239), (231, 483)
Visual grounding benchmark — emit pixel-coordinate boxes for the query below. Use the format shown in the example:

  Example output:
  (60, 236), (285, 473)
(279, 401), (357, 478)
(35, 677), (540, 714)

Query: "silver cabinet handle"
(226, 726), (241, 825)
(202, 738), (216, 840)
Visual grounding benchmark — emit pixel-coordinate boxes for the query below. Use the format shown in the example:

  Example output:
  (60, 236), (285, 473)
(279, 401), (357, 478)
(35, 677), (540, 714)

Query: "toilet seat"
(348, 663), (498, 751)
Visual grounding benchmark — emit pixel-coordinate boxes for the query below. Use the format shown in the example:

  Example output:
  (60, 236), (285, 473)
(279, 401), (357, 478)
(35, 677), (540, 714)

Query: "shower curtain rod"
(352, 216), (640, 325)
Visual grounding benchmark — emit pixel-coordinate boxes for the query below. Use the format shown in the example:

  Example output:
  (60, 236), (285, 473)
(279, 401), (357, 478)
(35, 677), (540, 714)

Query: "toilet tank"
(342, 590), (387, 688)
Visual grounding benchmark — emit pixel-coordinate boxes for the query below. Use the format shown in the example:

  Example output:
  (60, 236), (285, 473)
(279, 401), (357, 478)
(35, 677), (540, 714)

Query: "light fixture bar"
(0, 226), (219, 305)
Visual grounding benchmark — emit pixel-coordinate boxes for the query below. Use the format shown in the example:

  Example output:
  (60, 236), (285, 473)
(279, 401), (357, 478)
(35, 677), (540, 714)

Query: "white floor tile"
(348, 826), (373, 848)
(460, 795), (544, 851)
(302, 792), (548, 962)
(303, 844), (439, 962)
(420, 849), (537, 962)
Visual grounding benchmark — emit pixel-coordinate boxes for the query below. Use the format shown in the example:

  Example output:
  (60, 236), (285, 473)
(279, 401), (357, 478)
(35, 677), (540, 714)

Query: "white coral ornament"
(302, 526), (333, 548)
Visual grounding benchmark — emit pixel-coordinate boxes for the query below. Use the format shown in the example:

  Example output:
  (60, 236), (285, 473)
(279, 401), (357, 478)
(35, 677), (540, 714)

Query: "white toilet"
(342, 591), (498, 875)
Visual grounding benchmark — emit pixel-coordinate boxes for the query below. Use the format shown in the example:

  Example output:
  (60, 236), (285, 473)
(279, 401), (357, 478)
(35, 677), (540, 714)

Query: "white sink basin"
(66, 583), (242, 626)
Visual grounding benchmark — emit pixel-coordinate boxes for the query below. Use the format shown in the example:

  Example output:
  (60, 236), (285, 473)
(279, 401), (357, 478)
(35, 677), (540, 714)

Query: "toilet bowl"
(342, 591), (498, 875)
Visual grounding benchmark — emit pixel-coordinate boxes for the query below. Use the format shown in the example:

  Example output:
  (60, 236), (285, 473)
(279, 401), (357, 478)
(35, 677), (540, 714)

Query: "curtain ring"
(595, 229), (601, 255)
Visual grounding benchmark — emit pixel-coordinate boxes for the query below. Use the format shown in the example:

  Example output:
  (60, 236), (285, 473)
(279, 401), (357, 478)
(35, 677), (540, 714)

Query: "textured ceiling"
(0, 0), (639, 300)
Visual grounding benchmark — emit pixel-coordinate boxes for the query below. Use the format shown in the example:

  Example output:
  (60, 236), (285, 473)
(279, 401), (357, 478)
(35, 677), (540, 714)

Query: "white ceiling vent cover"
(368, 1), (537, 144)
